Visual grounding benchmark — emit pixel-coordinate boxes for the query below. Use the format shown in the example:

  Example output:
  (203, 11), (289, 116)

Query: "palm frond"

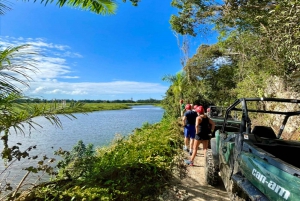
(33, 0), (116, 15)
(0, 45), (38, 95)
(0, 0), (12, 15)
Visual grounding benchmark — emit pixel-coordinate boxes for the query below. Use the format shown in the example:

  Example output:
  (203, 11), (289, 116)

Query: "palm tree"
(162, 71), (186, 100)
(0, 45), (81, 160)
(48, 0), (117, 15)
(0, 45), (37, 94)
(0, 0), (117, 15)
(163, 71), (187, 116)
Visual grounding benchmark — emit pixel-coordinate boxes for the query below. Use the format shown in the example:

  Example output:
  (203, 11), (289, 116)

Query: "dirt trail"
(161, 144), (230, 201)
(180, 145), (230, 201)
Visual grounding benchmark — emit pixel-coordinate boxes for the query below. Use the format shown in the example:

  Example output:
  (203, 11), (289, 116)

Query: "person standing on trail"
(180, 99), (185, 118)
(185, 106), (215, 166)
(182, 104), (198, 156)
(207, 107), (211, 117)
(193, 105), (198, 112)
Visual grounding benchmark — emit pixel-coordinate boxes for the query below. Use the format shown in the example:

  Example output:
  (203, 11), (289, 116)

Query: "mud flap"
(232, 173), (269, 201)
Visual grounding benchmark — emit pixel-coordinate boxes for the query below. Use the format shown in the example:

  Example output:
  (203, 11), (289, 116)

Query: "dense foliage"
(164, 0), (300, 117)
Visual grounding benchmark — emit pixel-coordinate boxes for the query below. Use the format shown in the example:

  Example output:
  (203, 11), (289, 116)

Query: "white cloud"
(56, 51), (83, 58)
(0, 36), (168, 100)
(0, 36), (70, 52)
(61, 76), (80, 79)
(26, 80), (166, 96)
(32, 87), (44, 93)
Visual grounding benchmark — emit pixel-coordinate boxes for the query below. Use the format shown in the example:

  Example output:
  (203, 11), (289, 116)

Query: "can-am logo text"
(252, 169), (290, 200)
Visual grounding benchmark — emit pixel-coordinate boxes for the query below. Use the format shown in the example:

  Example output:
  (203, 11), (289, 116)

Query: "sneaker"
(183, 147), (189, 152)
(184, 159), (194, 166)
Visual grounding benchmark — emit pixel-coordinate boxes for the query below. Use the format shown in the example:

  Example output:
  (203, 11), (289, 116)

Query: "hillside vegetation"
(164, 0), (300, 139)
(167, 0), (300, 104)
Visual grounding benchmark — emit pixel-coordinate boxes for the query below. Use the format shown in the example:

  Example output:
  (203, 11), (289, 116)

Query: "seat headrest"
(251, 126), (277, 139)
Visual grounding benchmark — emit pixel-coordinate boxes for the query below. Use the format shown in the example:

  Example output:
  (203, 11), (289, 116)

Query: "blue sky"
(0, 0), (217, 100)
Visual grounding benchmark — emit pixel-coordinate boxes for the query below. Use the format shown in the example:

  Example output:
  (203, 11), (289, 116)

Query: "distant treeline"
(14, 98), (161, 104)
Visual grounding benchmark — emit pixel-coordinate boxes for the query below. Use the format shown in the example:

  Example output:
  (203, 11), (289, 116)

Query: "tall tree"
(170, 0), (300, 90)
(170, 0), (274, 36)
(184, 44), (237, 105)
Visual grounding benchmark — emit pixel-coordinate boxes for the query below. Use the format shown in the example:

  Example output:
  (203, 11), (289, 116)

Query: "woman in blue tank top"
(185, 106), (215, 166)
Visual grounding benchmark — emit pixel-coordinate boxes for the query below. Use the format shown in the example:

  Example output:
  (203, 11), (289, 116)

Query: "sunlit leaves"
(122, 0), (140, 6)
(259, 0), (300, 75)
(162, 71), (187, 99)
(170, 0), (300, 86)
(170, 0), (217, 36)
(0, 45), (38, 95)
(30, 0), (117, 15)
(55, 140), (94, 179)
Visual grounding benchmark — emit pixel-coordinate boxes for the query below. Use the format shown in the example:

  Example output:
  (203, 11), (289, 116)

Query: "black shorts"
(195, 133), (210, 140)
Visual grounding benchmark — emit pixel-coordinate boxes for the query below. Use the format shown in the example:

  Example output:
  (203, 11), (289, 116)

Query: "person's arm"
(182, 116), (186, 126)
(208, 118), (215, 133)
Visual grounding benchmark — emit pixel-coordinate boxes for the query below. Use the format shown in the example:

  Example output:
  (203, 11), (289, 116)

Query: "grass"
(12, 102), (159, 115)
(55, 102), (132, 114)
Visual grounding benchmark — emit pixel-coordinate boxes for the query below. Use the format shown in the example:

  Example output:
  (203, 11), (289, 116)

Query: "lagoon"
(6, 105), (164, 152)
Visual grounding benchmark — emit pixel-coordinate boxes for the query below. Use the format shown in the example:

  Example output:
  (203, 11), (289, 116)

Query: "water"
(5, 105), (164, 152)
(0, 105), (164, 194)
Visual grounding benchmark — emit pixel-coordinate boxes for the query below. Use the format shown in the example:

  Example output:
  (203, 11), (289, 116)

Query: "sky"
(0, 0), (217, 101)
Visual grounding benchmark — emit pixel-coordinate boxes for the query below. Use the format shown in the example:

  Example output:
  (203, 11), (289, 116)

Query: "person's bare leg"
(189, 138), (194, 153)
(184, 137), (189, 150)
(191, 140), (200, 162)
(202, 140), (209, 157)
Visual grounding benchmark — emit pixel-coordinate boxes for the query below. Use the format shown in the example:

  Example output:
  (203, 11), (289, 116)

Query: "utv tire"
(205, 149), (219, 186)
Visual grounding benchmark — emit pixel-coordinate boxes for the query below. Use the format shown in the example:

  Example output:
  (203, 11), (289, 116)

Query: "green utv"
(207, 105), (239, 139)
(207, 106), (226, 131)
(206, 98), (300, 201)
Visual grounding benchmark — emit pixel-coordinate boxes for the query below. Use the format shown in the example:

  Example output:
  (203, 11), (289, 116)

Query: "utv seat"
(251, 126), (277, 139)
(224, 126), (240, 133)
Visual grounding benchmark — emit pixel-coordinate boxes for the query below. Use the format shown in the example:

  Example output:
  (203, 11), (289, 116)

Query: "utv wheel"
(205, 149), (219, 186)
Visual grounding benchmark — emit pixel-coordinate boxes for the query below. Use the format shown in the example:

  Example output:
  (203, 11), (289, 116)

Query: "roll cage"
(222, 98), (300, 139)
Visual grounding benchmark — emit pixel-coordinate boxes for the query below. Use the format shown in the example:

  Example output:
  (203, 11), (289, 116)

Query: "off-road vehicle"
(205, 98), (300, 201)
